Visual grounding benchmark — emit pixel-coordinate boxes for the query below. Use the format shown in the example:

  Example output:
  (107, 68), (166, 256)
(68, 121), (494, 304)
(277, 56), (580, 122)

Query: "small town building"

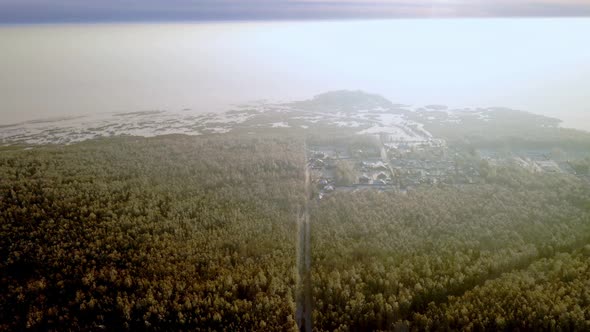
(359, 174), (371, 184)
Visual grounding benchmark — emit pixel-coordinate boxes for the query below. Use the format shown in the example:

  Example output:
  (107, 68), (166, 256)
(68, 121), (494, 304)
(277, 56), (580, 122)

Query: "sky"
(0, 3), (589, 130)
(1, 18), (589, 130)
(1, 0), (590, 23)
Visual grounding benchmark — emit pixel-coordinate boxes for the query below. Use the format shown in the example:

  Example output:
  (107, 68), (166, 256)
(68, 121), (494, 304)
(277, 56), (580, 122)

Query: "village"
(307, 134), (582, 199)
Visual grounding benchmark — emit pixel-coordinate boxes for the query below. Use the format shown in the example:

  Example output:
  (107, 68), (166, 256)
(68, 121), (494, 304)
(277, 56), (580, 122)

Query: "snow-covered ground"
(0, 99), (441, 145)
(270, 122), (290, 128)
(8, 98), (545, 146)
(0, 109), (257, 145)
(0, 101), (431, 145)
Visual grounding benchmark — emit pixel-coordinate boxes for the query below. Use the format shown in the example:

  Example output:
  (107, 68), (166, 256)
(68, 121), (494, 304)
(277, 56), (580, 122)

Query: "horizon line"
(1, 15), (589, 27)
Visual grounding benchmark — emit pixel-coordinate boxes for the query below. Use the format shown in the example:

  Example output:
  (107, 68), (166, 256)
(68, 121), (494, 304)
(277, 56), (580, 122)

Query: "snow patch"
(271, 122), (290, 128)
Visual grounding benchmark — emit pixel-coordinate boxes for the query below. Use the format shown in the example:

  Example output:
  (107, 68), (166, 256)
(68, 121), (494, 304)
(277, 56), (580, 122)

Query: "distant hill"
(290, 90), (406, 114)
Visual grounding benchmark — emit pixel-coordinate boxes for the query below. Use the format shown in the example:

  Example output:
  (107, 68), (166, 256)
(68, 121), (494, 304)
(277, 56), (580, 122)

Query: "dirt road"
(296, 145), (312, 332)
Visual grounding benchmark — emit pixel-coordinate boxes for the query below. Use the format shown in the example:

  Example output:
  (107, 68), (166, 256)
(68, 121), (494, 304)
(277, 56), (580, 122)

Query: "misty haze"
(1, 3), (590, 332)
(1, 19), (589, 130)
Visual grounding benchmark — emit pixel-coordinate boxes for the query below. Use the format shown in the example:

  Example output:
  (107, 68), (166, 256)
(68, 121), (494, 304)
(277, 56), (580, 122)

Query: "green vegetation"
(311, 167), (590, 331)
(417, 249), (590, 330)
(411, 108), (590, 150)
(334, 161), (355, 186)
(290, 90), (402, 114)
(571, 157), (590, 176)
(2, 130), (590, 331)
(0, 135), (304, 331)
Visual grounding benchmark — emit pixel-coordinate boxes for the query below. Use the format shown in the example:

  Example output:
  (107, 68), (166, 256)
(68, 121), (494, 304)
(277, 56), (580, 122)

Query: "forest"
(417, 248), (590, 330)
(2, 133), (590, 331)
(0, 134), (305, 331)
(310, 166), (590, 331)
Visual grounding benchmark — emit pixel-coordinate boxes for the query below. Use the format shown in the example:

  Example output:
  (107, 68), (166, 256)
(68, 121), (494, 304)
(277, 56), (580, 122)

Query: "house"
(325, 160), (337, 169)
(536, 160), (561, 173)
(371, 161), (389, 171)
(313, 152), (326, 159)
(376, 172), (388, 180)
(427, 177), (438, 185)
(324, 185), (335, 192)
(359, 174), (371, 184)
(310, 159), (325, 169)
(374, 179), (386, 185)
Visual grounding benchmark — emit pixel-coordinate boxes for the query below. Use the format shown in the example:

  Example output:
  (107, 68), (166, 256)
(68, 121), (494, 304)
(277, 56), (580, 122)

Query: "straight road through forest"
(296, 143), (312, 332)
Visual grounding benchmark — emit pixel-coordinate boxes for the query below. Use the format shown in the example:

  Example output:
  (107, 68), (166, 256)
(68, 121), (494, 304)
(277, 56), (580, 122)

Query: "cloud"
(0, 0), (589, 23)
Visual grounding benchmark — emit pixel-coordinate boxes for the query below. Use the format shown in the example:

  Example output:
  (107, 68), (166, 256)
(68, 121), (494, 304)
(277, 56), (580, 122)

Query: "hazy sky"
(1, 18), (589, 130)
(0, 2), (589, 130)
(1, 0), (590, 23)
